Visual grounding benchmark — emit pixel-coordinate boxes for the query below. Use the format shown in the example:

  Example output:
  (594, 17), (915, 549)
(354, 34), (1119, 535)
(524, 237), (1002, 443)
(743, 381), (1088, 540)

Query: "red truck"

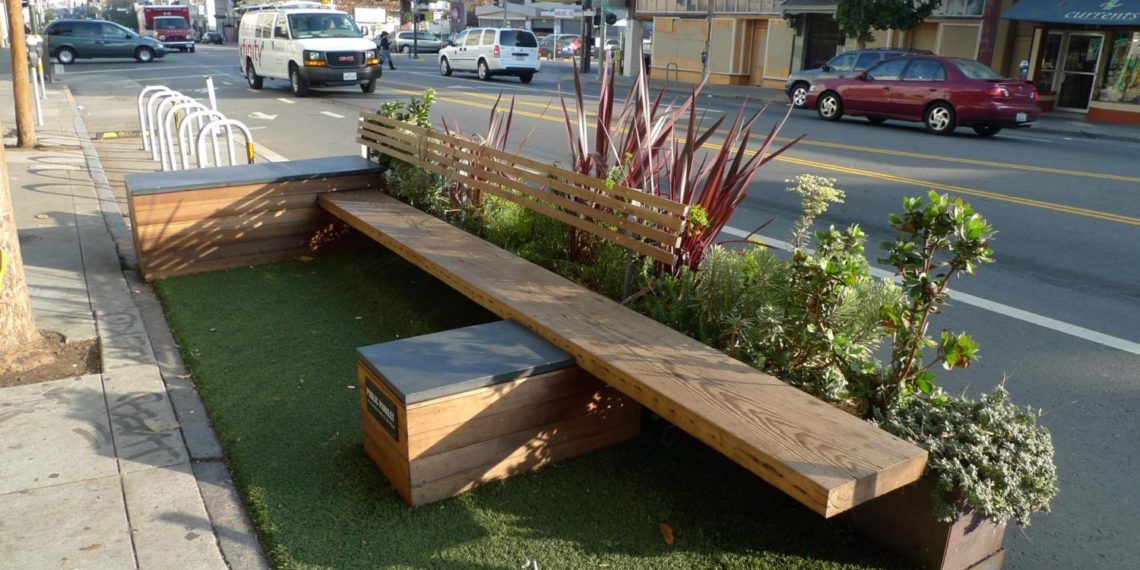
(136, 4), (195, 53)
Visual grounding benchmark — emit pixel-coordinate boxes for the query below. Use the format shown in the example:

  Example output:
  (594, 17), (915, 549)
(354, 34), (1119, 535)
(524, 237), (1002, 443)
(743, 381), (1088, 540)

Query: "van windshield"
(500, 31), (537, 48)
(288, 13), (361, 39)
(155, 17), (188, 30)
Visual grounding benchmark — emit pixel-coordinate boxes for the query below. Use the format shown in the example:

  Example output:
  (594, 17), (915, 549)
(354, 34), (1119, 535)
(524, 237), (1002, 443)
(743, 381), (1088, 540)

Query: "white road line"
(321, 111), (346, 119)
(720, 226), (1140, 356)
(253, 142), (290, 163)
(61, 65), (208, 75)
(276, 98), (295, 104)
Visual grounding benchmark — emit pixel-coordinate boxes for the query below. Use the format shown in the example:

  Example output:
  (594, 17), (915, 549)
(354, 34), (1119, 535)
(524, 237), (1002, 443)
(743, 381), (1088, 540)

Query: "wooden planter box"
(844, 474), (1007, 570)
(357, 320), (641, 506)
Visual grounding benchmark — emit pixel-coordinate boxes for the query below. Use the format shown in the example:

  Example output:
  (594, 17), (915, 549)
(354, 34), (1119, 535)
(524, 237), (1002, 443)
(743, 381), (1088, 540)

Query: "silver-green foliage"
(878, 387), (1059, 526)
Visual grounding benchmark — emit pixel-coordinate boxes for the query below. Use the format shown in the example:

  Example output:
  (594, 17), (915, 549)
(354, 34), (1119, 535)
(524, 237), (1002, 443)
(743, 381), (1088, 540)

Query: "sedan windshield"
(953, 60), (1006, 80)
(288, 13), (361, 39)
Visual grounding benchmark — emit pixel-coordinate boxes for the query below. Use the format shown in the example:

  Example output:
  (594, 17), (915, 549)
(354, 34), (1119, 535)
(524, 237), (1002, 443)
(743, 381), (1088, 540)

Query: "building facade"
(637, 0), (1030, 89)
(1002, 0), (1140, 123)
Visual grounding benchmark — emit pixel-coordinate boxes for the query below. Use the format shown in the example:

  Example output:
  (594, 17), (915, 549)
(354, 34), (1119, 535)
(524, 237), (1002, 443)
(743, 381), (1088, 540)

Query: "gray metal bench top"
(125, 156), (381, 195)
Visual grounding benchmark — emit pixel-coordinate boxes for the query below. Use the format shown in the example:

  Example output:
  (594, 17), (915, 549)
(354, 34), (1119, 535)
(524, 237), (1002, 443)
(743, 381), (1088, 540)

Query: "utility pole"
(411, 0), (418, 59)
(580, 0), (592, 74)
(501, 0), (508, 28)
(6, 0), (36, 148)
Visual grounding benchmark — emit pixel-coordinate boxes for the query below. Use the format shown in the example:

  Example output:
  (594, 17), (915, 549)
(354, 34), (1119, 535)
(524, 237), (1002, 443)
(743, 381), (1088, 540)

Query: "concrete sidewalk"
(584, 72), (1140, 144)
(1, 77), (268, 569)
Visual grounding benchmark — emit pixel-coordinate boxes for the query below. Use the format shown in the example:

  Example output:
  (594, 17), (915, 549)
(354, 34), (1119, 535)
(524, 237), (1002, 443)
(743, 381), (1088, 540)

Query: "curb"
(67, 87), (272, 570)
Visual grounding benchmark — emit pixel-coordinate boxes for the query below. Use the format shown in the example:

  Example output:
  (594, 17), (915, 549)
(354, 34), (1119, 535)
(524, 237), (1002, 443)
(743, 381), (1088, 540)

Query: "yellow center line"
(383, 87), (1140, 227)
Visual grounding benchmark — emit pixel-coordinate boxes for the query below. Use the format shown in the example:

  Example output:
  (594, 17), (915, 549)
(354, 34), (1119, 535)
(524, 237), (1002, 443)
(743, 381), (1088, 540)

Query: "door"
(891, 59), (948, 119)
(457, 29), (481, 70)
(1035, 32), (1063, 94)
(1057, 33), (1104, 112)
(73, 22), (102, 57)
(500, 30), (538, 69)
(845, 58), (908, 114)
(802, 14), (842, 70)
(270, 14), (291, 78)
(99, 23), (135, 59)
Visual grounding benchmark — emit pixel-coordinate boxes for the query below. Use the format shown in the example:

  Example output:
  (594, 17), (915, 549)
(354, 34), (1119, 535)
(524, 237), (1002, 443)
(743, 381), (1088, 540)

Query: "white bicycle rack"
(137, 78), (254, 171)
(197, 120), (256, 168)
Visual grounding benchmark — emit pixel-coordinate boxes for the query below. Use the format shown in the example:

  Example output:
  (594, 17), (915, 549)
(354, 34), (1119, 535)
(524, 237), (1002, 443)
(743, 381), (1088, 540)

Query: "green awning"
(1002, 0), (1140, 26)
(781, 0), (838, 14)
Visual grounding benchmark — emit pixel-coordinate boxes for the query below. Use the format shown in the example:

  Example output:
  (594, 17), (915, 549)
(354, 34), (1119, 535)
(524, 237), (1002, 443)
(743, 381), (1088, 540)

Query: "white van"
(438, 28), (540, 83)
(239, 8), (381, 96)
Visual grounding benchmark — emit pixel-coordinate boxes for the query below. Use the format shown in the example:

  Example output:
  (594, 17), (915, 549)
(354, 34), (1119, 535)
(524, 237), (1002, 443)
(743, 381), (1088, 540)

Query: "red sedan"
(805, 56), (1039, 137)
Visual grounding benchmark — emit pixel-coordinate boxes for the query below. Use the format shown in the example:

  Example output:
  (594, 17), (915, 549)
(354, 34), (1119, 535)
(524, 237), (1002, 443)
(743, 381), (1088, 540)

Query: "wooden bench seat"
(126, 156), (382, 281)
(320, 189), (929, 518)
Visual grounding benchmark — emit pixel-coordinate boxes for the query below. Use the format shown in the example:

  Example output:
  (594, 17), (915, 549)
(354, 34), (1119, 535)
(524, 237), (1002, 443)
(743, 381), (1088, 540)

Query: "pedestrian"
(379, 31), (396, 70)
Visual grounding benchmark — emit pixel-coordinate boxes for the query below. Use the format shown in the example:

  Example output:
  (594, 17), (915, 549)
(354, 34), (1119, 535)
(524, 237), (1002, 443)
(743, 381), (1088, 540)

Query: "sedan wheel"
(972, 124), (1002, 137)
(924, 103), (956, 135)
(790, 83), (809, 108)
(135, 47), (154, 63)
(440, 57), (452, 77)
(817, 93), (843, 121)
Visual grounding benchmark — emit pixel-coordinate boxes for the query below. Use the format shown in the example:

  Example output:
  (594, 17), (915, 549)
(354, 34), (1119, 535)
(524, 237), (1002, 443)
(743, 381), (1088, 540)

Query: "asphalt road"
(60, 45), (1140, 569)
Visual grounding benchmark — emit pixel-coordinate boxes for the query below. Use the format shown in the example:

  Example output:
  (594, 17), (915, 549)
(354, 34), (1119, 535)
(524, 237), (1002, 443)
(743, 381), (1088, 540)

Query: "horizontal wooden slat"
(320, 190), (929, 518)
(129, 173), (381, 210)
(359, 113), (689, 217)
(135, 208), (320, 241)
(132, 192), (324, 227)
(360, 124), (686, 233)
(141, 246), (313, 281)
(361, 130), (683, 247)
(361, 137), (677, 265)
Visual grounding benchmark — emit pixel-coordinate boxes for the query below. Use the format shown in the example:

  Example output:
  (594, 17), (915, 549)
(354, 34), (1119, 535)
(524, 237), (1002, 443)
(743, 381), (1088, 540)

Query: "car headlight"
(303, 51), (325, 67)
(365, 49), (378, 65)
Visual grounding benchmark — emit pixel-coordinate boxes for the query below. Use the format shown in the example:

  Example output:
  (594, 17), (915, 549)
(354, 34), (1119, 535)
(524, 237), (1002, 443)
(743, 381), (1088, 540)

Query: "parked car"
(785, 47), (932, 108)
(806, 56), (1039, 136)
(394, 31), (443, 54)
(44, 19), (167, 64)
(201, 31), (223, 44)
(537, 33), (580, 59)
(439, 28), (540, 83)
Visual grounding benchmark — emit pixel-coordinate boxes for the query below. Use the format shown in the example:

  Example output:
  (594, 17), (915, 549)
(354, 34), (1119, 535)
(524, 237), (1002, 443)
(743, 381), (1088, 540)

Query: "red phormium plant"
(442, 94), (516, 210)
(558, 58), (804, 273)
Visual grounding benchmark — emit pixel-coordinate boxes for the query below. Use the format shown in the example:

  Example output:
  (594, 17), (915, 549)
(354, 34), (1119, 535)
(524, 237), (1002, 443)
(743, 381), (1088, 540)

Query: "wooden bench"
(356, 320), (640, 506)
(320, 189), (928, 518)
(125, 156), (382, 281)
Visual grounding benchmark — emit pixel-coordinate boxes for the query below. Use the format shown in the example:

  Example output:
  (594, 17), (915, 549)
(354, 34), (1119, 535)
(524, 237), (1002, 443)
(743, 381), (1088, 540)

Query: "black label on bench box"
(365, 380), (399, 441)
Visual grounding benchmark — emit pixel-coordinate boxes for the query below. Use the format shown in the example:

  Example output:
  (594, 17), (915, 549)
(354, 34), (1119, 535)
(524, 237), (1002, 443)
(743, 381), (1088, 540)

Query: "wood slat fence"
(357, 112), (689, 266)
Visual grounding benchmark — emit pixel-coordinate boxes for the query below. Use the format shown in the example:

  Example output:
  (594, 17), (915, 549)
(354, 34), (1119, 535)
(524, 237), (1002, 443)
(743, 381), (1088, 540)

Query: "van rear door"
(500, 30), (538, 69)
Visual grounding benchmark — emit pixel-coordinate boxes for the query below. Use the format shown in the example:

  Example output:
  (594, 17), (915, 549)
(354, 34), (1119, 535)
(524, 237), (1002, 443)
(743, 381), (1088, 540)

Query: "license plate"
(1016, 112), (1027, 122)
(343, 72), (357, 80)
(514, 55), (526, 61)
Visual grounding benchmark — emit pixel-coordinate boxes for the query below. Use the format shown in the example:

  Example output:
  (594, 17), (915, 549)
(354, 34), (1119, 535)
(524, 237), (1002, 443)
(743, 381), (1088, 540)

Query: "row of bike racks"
(137, 78), (256, 171)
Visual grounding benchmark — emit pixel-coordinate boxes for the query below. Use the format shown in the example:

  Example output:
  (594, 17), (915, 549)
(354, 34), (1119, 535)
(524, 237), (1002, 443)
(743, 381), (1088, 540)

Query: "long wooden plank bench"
(319, 189), (928, 518)
(125, 156), (382, 281)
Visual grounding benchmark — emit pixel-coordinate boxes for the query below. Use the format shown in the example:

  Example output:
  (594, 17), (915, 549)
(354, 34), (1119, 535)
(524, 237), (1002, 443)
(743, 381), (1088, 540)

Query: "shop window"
(935, 0), (984, 17)
(1100, 32), (1140, 105)
(1037, 32), (1063, 93)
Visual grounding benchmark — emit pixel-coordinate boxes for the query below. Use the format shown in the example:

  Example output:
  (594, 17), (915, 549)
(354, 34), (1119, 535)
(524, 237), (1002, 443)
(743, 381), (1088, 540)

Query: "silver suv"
(785, 48), (931, 108)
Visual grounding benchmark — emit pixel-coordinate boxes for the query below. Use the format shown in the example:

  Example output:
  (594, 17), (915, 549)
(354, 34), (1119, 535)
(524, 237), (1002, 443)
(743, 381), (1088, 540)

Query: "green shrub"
(878, 387), (1059, 526)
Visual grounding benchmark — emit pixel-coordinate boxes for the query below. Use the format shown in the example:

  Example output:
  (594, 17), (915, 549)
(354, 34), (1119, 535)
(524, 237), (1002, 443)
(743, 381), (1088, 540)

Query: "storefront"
(1003, 0), (1140, 123)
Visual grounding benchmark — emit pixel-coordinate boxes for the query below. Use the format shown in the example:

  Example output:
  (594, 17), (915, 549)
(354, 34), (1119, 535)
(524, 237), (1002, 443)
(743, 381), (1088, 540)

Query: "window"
(827, 53), (857, 71)
(500, 31), (537, 48)
(287, 13), (360, 39)
(1100, 32), (1140, 106)
(48, 23), (73, 36)
(465, 30), (481, 47)
(901, 59), (946, 81)
(953, 59), (1005, 80)
(481, 30), (495, 46)
(274, 15), (289, 39)
(154, 17), (188, 30)
(453, 31), (468, 46)
(853, 52), (882, 70)
(866, 58), (909, 80)
(101, 23), (129, 39)
(255, 13), (273, 39)
(75, 22), (100, 38)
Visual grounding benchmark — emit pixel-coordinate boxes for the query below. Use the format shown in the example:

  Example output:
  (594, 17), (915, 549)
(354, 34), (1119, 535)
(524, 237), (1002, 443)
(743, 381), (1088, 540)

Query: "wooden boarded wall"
(126, 156), (383, 281)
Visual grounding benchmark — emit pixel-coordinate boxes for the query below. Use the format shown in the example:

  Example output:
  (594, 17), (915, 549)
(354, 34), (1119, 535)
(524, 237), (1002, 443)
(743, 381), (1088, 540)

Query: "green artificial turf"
(155, 248), (908, 570)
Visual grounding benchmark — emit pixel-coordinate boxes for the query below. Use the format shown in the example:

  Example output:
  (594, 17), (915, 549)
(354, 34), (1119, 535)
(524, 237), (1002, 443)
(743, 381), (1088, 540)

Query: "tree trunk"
(0, 125), (46, 374)
(6, 0), (37, 148)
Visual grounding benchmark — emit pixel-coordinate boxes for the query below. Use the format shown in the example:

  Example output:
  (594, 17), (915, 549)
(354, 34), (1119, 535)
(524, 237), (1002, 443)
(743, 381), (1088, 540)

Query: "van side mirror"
(821, 63), (832, 72)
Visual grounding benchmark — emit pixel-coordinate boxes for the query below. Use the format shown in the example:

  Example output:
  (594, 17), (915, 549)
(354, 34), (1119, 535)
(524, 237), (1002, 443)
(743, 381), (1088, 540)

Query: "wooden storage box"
(357, 320), (641, 506)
